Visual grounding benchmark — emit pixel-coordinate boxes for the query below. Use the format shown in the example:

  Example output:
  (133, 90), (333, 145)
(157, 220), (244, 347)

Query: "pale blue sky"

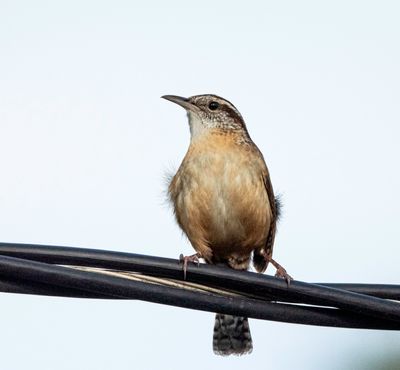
(1, 1), (399, 369)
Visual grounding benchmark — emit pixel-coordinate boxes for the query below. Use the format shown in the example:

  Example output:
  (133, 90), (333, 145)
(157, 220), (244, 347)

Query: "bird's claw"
(274, 266), (293, 286)
(262, 252), (293, 286)
(179, 253), (200, 280)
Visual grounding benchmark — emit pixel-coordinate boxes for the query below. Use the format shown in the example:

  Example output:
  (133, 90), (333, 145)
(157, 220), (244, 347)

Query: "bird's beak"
(161, 95), (194, 111)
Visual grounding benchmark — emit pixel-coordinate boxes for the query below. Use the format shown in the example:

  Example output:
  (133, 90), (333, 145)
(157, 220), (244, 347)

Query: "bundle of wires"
(0, 242), (399, 330)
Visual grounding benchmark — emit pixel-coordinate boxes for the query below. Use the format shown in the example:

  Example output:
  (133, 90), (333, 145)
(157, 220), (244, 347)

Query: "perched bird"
(162, 94), (291, 356)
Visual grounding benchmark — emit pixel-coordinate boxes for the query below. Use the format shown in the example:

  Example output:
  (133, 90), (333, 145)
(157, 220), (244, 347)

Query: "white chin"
(188, 112), (208, 140)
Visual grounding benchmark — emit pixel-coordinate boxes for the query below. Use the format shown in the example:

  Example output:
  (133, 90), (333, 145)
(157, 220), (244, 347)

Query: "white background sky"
(1, 1), (399, 369)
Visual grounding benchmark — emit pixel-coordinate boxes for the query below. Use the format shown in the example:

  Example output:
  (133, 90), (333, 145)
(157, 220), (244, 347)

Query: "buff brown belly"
(170, 149), (272, 269)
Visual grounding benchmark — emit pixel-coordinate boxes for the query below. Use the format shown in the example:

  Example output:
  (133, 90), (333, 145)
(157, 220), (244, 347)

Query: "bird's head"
(162, 94), (249, 141)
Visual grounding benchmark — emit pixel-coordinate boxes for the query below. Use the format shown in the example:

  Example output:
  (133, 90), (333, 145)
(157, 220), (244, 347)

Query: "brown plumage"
(163, 94), (290, 356)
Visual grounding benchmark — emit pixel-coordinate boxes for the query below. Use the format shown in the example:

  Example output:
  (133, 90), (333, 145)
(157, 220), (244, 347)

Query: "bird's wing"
(252, 164), (279, 273)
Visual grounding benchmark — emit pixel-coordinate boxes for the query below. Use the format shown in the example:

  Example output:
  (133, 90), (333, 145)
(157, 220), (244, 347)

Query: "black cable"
(317, 283), (400, 300)
(0, 242), (399, 324)
(0, 278), (119, 299)
(0, 254), (398, 330)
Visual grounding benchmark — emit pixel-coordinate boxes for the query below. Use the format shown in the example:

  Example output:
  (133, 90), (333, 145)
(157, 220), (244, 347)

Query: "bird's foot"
(264, 254), (293, 286)
(179, 253), (200, 280)
(274, 264), (293, 285)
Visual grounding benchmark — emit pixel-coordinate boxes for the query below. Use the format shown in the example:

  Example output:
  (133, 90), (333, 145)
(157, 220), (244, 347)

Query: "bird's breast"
(169, 137), (272, 259)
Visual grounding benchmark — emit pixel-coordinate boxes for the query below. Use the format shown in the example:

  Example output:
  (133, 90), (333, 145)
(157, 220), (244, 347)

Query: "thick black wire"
(0, 242), (396, 299)
(0, 278), (117, 299)
(0, 242), (399, 323)
(0, 254), (399, 330)
(1, 242), (399, 301)
(1, 241), (400, 333)
(317, 283), (400, 300)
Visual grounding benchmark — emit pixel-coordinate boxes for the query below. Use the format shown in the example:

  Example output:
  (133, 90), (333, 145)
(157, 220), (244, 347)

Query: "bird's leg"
(179, 253), (201, 280)
(261, 250), (293, 285)
(269, 257), (293, 285)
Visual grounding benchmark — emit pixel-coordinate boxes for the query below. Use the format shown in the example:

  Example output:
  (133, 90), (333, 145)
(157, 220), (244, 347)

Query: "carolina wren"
(162, 94), (291, 356)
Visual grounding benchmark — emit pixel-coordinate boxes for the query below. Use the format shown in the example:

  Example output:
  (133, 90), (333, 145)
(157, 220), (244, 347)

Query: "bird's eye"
(208, 101), (219, 111)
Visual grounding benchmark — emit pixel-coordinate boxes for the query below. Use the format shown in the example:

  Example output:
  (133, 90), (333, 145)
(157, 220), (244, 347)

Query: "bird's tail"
(213, 314), (253, 356)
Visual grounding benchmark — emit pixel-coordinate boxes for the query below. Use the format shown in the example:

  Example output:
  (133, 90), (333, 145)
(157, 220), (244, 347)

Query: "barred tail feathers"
(213, 314), (253, 356)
